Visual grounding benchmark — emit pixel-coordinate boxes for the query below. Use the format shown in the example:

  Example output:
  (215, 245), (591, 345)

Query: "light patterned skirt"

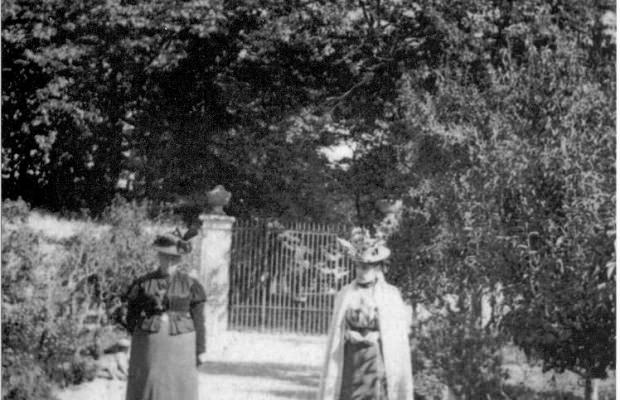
(125, 314), (197, 400)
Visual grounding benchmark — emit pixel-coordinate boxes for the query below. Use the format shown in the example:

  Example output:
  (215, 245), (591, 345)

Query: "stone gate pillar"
(199, 185), (234, 356)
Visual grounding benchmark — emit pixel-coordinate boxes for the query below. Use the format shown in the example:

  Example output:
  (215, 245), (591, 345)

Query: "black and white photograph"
(1, 1), (616, 400)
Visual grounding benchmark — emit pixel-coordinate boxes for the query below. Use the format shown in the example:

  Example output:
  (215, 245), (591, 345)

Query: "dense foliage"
(1, 198), (161, 399)
(2, 0), (615, 398)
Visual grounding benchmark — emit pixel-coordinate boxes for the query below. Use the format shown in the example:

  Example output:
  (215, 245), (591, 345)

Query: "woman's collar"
(355, 277), (378, 288)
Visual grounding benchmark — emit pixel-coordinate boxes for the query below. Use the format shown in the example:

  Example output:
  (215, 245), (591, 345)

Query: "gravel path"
(55, 332), (616, 399)
(56, 332), (326, 400)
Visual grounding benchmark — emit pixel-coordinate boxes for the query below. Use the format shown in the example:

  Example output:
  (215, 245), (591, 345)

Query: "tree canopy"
(2, 1), (615, 396)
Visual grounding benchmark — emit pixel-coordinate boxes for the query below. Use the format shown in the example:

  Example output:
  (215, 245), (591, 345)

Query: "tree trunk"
(584, 377), (599, 400)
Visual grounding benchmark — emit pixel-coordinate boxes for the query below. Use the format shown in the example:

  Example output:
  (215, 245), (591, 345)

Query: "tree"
(384, 3), (614, 398)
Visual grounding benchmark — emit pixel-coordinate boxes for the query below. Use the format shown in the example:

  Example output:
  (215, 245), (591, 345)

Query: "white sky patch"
(318, 140), (357, 170)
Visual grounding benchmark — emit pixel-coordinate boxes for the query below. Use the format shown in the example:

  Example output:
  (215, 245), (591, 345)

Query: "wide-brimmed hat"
(337, 228), (391, 264)
(153, 228), (198, 256)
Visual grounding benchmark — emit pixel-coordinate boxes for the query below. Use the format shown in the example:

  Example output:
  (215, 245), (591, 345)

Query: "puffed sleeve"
(125, 281), (142, 334)
(190, 280), (207, 356)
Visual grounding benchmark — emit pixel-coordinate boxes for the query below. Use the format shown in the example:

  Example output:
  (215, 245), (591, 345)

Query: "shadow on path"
(200, 360), (321, 389)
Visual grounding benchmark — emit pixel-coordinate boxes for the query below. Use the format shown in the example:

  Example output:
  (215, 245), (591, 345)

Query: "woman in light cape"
(317, 234), (414, 400)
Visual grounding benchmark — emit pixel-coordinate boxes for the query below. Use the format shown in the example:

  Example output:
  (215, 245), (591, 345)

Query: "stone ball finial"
(207, 185), (231, 215)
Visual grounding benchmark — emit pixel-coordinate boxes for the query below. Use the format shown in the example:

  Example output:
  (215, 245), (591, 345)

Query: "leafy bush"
(1, 351), (55, 400)
(412, 309), (507, 399)
(502, 385), (583, 400)
(1, 198), (30, 224)
(1, 197), (162, 397)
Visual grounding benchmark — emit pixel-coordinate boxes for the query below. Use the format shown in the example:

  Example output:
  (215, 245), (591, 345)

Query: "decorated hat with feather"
(336, 227), (391, 263)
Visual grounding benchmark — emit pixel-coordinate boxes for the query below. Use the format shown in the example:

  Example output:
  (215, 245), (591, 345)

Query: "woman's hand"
(197, 352), (208, 366)
(345, 330), (379, 345)
(345, 330), (365, 343)
(362, 331), (380, 344)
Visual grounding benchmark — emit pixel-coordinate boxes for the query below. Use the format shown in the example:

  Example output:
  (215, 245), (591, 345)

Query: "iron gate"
(228, 220), (355, 335)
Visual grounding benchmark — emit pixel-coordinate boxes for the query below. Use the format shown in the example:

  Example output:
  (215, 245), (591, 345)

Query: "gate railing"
(228, 220), (354, 335)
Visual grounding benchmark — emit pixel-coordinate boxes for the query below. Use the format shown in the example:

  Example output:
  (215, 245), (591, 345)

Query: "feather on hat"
(337, 227), (391, 263)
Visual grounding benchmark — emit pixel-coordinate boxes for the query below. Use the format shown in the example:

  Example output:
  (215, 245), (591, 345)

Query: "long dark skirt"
(125, 316), (198, 400)
(339, 340), (388, 400)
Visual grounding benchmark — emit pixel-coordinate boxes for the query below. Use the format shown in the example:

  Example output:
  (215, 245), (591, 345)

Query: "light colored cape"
(317, 273), (414, 400)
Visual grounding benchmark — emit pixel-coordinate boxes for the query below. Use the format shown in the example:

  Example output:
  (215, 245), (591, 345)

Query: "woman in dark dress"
(125, 229), (207, 400)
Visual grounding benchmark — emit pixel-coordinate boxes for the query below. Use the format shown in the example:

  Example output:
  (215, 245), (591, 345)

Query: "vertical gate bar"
(313, 227), (319, 335)
(315, 226), (320, 335)
(302, 222), (308, 333)
(326, 227), (334, 334)
(287, 221), (296, 333)
(235, 221), (242, 331)
(265, 225), (271, 332)
(279, 222), (285, 333)
(238, 221), (245, 330)
(283, 221), (289, 333)
(321, 225), (332, 333)
(324, 227), (333, 334)
(306, 223), (312, 335)
(314, 224), (320, 334)
(319, 228), (325, 335)
(312, 225), (321, 335)
(272, 227), (280, 333)
(228, 223), (234, 330)
(297, 222), (304, 334)
(232, 223), (238, 330)
(246, 222), (253, 331)
(234, 221), (241, 331)
(243, 224), (254, 330)
(270, 226), (277, 332)
(344, 223), (353, 286)
(253, 222), (262, 331)
(297, 222), (304, 333)
(260, 223), (268, 332)
(229, 223), (234, 330)
(273, 227), (284, 332)
(335, 226), (345, 330)
(278, 222), (283, 333)
(251, 221), (258, 331)
(274, 225), (280, 333)
(301, 223), (309, 334)
(247, 222), (254, 331)
(303, 225), (309, 335)
(314, 225), (323, 334)
(293, 221), (299, 333)
(317, 227), (324, 335)
(238, 222), (248, 330)
(248, 222), (255, 331)
(259, 222), (265, 331)
(285, 221), (292, 333)
(236, 221), (243, 331)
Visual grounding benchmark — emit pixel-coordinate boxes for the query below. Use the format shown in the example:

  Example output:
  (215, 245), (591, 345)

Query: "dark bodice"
(125, 270), (207, 354)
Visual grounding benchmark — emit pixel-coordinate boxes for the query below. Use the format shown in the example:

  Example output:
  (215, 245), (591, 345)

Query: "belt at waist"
(347, 327), (380, 334)
(145, 310), (191, 315)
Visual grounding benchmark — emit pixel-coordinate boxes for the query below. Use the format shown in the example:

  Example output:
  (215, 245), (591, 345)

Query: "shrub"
(1, 198), (30, 224)
(1, 351), (55, 400)
(1, 197), (163, 397)
(413, 310), (507, 400)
